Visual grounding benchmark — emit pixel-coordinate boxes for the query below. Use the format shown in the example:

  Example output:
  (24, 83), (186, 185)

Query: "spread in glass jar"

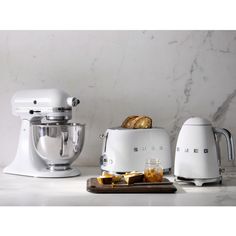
(144, 158), (163, 182)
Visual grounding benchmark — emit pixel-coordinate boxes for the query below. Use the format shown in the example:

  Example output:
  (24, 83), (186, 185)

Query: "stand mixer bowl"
(32, 123), (85, 171)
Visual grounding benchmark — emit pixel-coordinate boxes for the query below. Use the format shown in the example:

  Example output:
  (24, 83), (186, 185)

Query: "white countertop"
(1, 167), (236, 206)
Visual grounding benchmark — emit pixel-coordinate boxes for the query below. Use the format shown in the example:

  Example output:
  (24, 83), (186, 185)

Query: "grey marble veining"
(0, 31), (236, 168)
(212, 89), (236, 123)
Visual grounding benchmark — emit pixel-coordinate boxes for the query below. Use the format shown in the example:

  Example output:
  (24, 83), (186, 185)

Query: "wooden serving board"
(87, 178), (177, 194)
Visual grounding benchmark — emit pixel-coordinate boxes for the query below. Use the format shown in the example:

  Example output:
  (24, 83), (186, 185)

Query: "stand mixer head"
(4, 89), (85, 178)
(11, 88), (80, 122)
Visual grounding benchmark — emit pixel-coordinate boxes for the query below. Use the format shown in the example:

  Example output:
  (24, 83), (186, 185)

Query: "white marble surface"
(0, 31), (236, 169)
(0, 166), (236, 206)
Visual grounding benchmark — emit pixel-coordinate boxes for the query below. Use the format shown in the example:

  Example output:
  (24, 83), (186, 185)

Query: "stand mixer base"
(3, 166), (81, 178)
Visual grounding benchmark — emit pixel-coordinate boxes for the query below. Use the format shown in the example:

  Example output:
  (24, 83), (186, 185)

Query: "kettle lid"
(184, 117), (212, 126)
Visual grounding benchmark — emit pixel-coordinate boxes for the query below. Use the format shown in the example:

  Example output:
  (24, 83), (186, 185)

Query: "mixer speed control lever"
(29, 110), (41, 115)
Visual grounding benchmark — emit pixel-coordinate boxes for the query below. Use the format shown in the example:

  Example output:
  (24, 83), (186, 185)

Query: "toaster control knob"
(100, 155), (108, 166)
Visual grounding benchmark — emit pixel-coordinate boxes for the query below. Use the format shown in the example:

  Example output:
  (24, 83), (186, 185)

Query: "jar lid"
(145, 158), (160, 165)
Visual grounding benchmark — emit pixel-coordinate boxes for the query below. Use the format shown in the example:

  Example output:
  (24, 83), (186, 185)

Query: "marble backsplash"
(0, 30), (236, 168)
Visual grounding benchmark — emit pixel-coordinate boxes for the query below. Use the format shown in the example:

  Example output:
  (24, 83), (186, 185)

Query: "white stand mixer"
(3, 89), (85, 178)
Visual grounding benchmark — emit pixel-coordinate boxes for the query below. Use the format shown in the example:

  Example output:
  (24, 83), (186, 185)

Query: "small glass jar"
(144, 159), (163, 182)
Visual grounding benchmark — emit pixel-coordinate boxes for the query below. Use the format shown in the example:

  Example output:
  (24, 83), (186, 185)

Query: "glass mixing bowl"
(32, 123), (85, 171)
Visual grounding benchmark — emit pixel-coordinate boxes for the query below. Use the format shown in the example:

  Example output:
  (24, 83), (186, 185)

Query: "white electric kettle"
(174, 117), (235, 186)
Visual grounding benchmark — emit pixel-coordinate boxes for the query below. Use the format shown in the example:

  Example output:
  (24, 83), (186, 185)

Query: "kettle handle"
(213, 127), (235, 161)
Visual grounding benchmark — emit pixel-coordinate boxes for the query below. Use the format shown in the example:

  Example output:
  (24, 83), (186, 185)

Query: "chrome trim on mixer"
(52, 107), (72, 112)
(46, 115), (70, 121)
(47, 164), (71, 171)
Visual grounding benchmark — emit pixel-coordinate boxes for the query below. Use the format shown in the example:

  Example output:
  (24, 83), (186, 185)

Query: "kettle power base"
(175, 176), (222, 187)
(87, 178), (177, 194)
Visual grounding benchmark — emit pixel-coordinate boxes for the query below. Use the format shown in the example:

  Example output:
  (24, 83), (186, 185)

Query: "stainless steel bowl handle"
(73, 126), (82, 152)
(214, 127), (235, 161)
(60, 131), (69, 157)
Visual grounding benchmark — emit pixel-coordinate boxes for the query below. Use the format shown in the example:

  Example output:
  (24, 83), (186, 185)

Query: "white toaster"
(100, 127), (172, 173)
